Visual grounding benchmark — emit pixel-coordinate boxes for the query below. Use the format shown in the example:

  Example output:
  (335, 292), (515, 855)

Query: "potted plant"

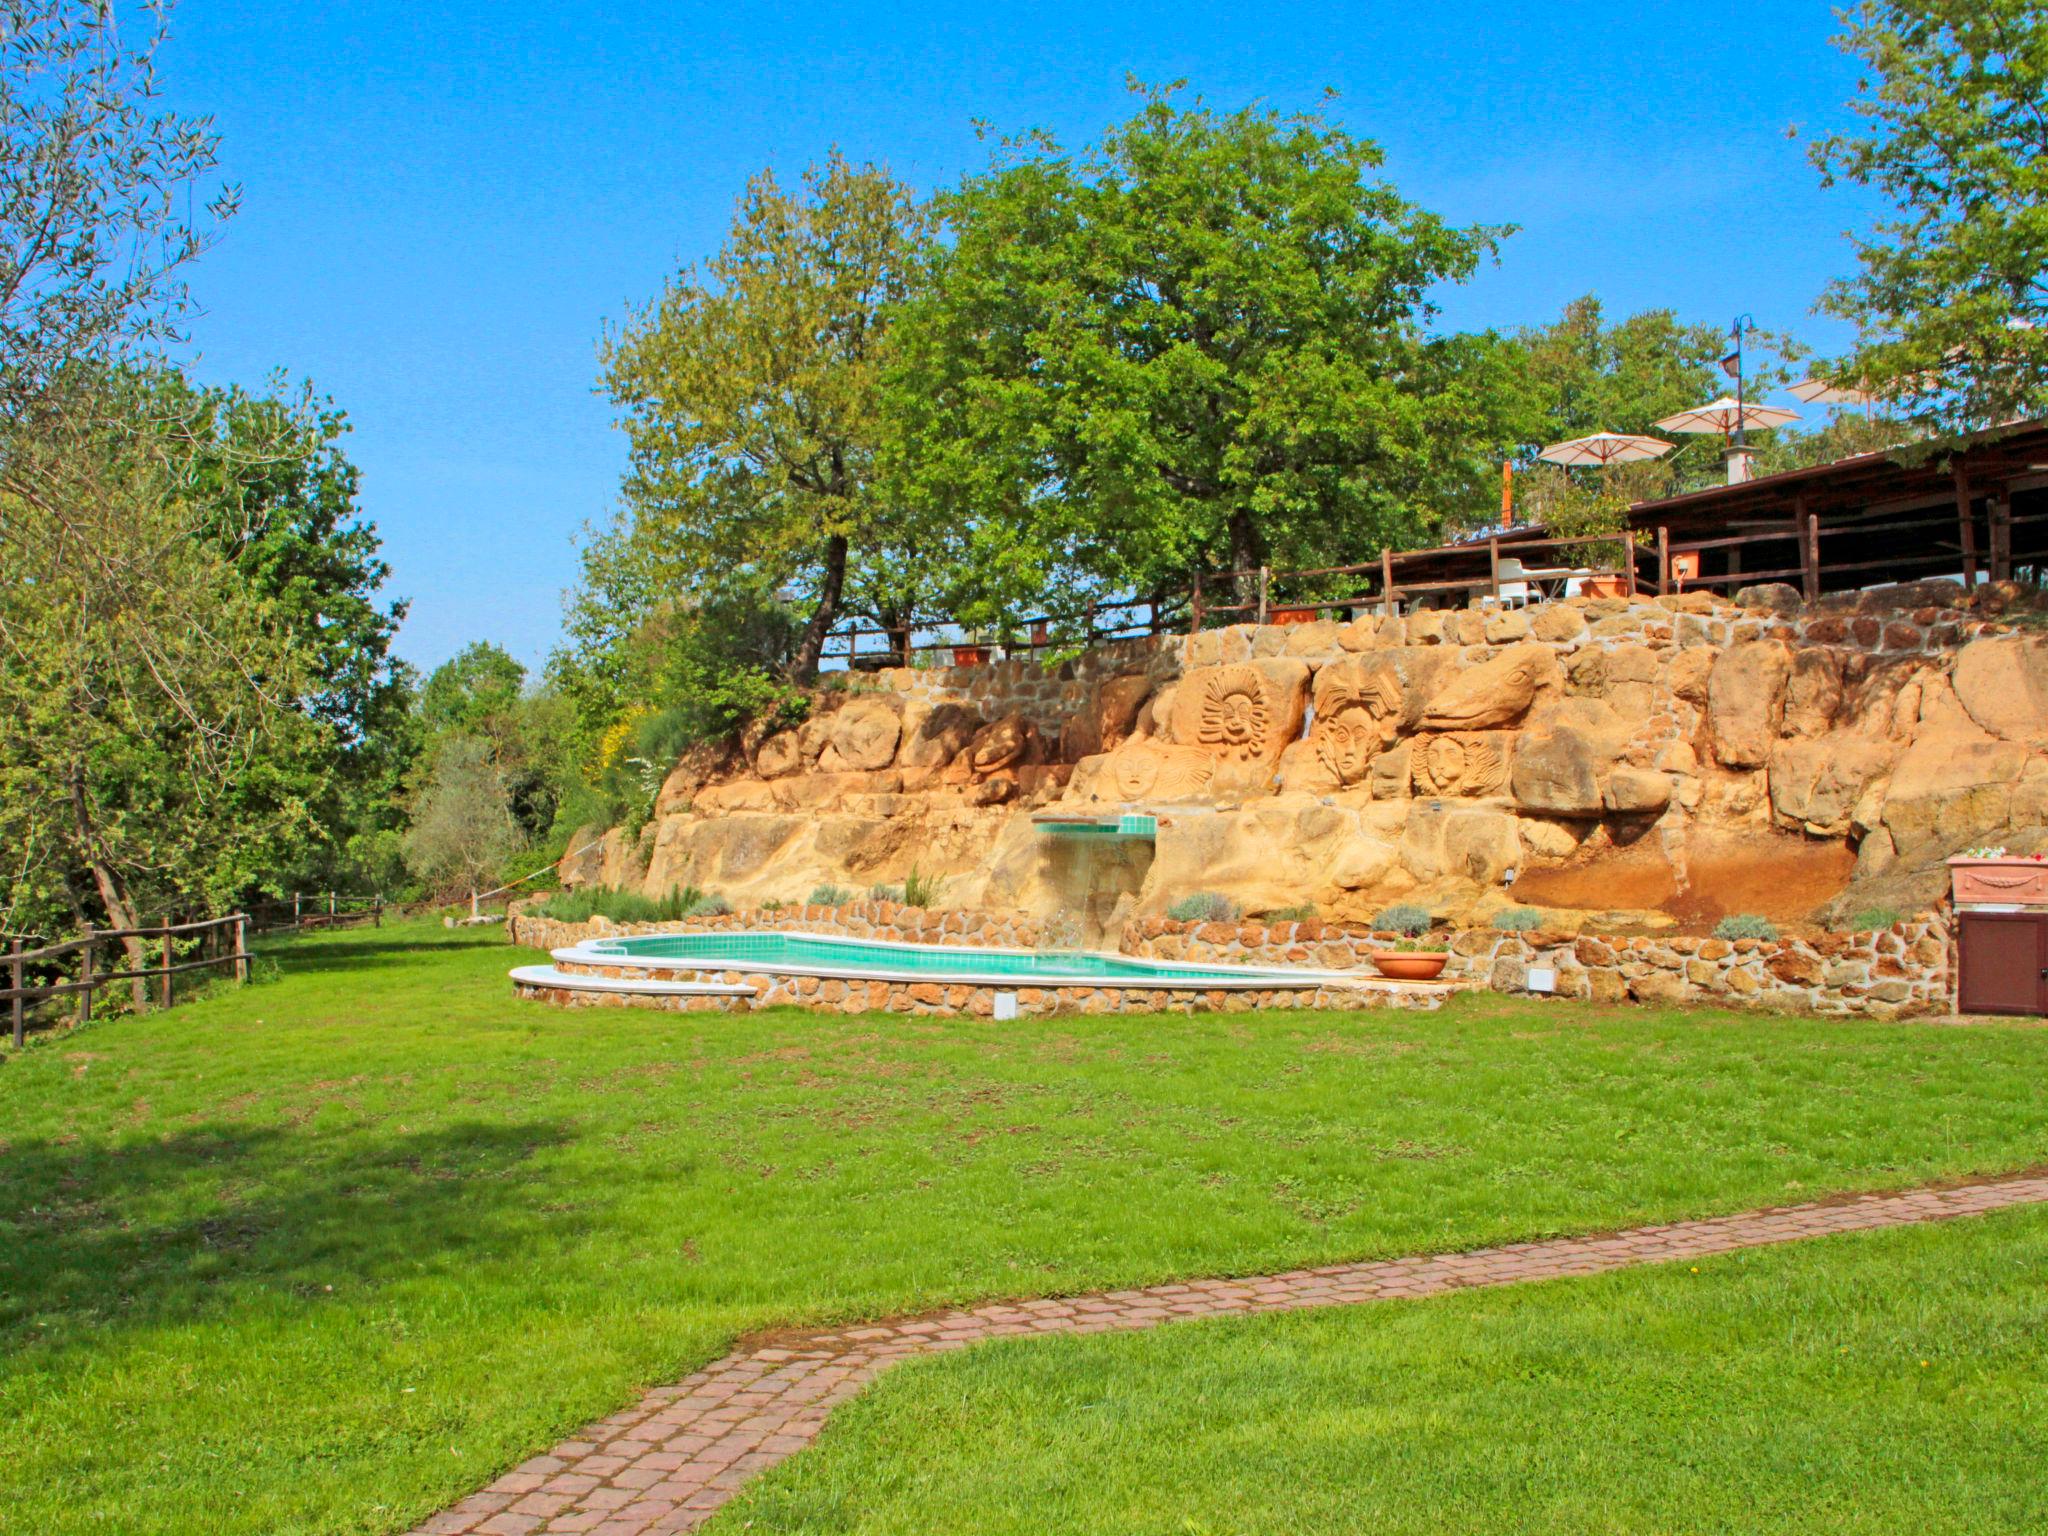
(952, 628), (993, 668)
(1578, 572), (1628, 599)
(1948, 846), (2048, 905)
(1368, 937), (1449, 981)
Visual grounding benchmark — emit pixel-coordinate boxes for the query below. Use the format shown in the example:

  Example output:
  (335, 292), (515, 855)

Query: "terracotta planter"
(951, 644), (991, 667)
(1369, 951), (1448, 981)
(1269, 606), (1321, 626)
(1579, 573), (1628, 599)
(1949, 855), (2048, 906)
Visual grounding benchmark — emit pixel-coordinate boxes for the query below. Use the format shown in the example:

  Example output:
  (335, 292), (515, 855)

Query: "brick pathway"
(413, 1172), (2048, 1536)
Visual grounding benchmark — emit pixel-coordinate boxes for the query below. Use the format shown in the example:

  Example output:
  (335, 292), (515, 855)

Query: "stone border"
(409, 1169), (2048, 1535)
(511, 902), (1952, 1019)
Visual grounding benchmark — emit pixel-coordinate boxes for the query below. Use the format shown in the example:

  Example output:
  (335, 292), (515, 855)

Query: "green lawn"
(724, 1203), (2048, 1534)
(3, 921), (2045, 1535)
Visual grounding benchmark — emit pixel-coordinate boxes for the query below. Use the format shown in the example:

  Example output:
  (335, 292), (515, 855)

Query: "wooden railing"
(814, 532), (1648, 666)
(245, 892), (385, 935)
(3, 914), (250, 1048)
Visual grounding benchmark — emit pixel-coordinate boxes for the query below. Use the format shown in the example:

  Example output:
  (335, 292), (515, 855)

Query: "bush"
(536, 884), (720, 924)
(1714, 913), (1780, 942)
(1266, 904), (1317, 922)
(1166, 892), (1240, 924)
(1372, 903), (1433, 937)
(1847, 905), (1903, 932)
(868, 882), (903, 904)
(1492, 907), (1543, 932)
(901, 867), (945, 908)
(808, 884), (857, 907)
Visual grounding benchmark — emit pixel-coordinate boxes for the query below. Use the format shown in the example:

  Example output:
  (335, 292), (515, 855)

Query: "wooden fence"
(245, 892), (385, 935)
(3, 914), (250, 1048)
(816, 532), (1646, 666)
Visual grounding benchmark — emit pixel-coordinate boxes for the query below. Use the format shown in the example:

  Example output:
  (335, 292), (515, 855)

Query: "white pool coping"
(510, 964), (758, 998)
(550, 929), (1386, 992)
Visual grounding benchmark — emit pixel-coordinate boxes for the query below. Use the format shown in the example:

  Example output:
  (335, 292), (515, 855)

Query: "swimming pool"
(564, 929), (1351, 990)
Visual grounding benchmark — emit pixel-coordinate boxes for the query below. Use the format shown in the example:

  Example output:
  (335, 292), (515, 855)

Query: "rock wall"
(510, 900), (1952, 1018)
(563, 581), (2048, 937)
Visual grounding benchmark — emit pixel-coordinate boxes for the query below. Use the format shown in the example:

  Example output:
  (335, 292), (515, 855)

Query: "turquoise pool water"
(586, 930), (1322, 988)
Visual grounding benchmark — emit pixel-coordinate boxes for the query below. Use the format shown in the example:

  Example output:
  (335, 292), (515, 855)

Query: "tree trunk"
(1228, 508), (1265, 609)
(789, 533), (849, 682)
(67, 764), (147, 1007)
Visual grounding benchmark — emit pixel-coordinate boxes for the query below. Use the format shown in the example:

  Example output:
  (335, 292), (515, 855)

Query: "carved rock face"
(969, 713), (1032, 775)
(1166, 660), (1311, 764)
(1412, 733), (1511, 797)
(820, 696), (903, 773)
(1421, 644), (1553, 731)
(1310, 661), (1403, 786)
(1110, 738), (1215, 801)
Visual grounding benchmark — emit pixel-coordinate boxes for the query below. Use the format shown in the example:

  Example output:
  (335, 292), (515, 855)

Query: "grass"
(726, 1204), (2048, 1534)
(4, 921), (2047, 1534)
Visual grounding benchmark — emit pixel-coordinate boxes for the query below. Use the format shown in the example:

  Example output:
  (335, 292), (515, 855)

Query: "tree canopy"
(1814, 0), (2048, 432)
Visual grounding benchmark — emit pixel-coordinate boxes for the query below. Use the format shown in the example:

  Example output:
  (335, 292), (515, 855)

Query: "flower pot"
(1579, 573), (1628, 599)
(1949, 854), (2048, 906)
(1269, 606), (1321, 626)
(1369, 951), (1448, 981)
(952, 644), (991, 667)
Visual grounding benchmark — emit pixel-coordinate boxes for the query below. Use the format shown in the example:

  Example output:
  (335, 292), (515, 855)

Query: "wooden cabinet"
(1957, 911), (2048, 1016)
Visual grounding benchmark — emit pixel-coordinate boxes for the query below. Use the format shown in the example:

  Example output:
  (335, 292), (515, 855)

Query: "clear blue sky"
(165, 0), (1885, 676)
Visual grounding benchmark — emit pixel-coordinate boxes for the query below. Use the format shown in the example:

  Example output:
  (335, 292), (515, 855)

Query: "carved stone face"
(1200, 669), (1270, 755)
(1413, 733), (1510, 797)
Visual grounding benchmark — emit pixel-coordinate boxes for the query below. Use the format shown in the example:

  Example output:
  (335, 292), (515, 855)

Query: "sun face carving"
(1197, 667), (1272, 760)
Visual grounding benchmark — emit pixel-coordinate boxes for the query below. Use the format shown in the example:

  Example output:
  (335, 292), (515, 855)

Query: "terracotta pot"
(1949, 855), (2048, 906)
(1579, 573), (1628, 599)
(1269, 606), (1321, 626)
(1369, 951), (1448, 981)
(952, 644), (991, 667)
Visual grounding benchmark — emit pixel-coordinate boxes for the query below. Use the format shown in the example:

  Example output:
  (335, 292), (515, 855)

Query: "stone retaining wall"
(511, 899), (1954, 1018)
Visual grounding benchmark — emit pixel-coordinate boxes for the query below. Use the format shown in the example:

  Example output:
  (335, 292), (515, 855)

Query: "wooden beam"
(1798, 495), (1819, 603)
(1657, 526), (1669, 596)
(1990, 497), (2012, 583)
(1955, 460), (1979, 585)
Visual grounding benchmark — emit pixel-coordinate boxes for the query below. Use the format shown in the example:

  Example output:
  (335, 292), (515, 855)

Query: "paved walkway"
(413, 1172), (2048, 1536)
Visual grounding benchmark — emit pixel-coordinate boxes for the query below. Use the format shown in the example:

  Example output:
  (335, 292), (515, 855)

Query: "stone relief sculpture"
(1420, 645), (1551, 731)
(1196, 666), (1273, 760)
(1111, 738), (1216, 801)
(1412, 733), (1512, 797)
(1310, 663), (1403, 786)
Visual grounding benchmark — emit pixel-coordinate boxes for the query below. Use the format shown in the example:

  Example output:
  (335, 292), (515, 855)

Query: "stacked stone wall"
(511, 898), (1953, 1019)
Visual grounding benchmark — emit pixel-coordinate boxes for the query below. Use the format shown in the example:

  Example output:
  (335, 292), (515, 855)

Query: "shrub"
(1167, 892), (1240, 924)
(868, 882), (903, 903)
(1492, 907), (1543, 932)
(686, 893), (732, 918)
(1266, 904), (1317, 922)
(1848, 905), (1903, 932)
(1372, 903), (1433, 937)
(808, 884), (857, 907)
(901, 867), (945, 908)
(536, 884), (714, 924)
(1714, 913), (1780, 942)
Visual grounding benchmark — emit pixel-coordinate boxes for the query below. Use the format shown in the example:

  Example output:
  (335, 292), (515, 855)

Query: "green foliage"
(1266, 904), (1318, 922)
(1812, 1), (2048, 435)
(1167, 892), (1241, 924)
(535, 883), (719, 924)
(1848, 906), (1906, 932)
(1714, 914), (1781, 942)
(900, 868), (945, 908)
(1372, 904), (1434, 937)
(420, 642), (525, 740)
(402, 737), (523, 901)
(601, 151), (940, 682)
(885, 82), (1522, 613)
(808, 884), (857, 908)
(1383, 936), (1447, 953)
(1492, 907), (1544, 932)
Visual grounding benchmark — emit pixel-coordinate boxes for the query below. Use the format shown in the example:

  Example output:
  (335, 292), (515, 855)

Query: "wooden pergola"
(1625, 418), (2048, 600)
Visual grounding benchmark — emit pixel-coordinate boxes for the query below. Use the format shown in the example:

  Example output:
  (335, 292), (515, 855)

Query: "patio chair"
(1493, 556), (1534, 608)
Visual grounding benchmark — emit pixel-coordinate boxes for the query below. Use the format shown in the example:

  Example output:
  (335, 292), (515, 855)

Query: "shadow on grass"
(0, 1118), (574, 1343)
(253, 931), (516, 976)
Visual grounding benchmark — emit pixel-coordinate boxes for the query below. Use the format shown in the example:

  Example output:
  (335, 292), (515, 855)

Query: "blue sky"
(166, 1), (1885, 675)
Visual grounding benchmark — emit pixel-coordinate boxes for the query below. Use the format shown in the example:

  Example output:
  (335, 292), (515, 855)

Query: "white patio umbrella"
(1536, 432), (1675, 467)
(1653, 395), (1802, 435)
(1787, 378), (1879, 407)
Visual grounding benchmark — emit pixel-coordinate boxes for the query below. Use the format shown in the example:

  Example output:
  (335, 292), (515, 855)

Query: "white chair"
(1493, 556), (1533, 608)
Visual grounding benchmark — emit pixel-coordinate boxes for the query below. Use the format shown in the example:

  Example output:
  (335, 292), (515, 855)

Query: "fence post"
(374, 896), (383, 929)
(328, 890), (336, 917)
(234, 915), (249, 984)
(293, 891), (301, 926)
(1488, 537), (1500, 603)
(1624, 537), (1638, 599)
(1657, 526), (1670, 596)
(159, 917), (172, 1009)
(9, 938), (21, 1050)
(79, 936), (94, 1026)
(1255, 566), (1270, 626)
(1799, 498), (1820, 603)
(1380, 548), (1394, 618)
